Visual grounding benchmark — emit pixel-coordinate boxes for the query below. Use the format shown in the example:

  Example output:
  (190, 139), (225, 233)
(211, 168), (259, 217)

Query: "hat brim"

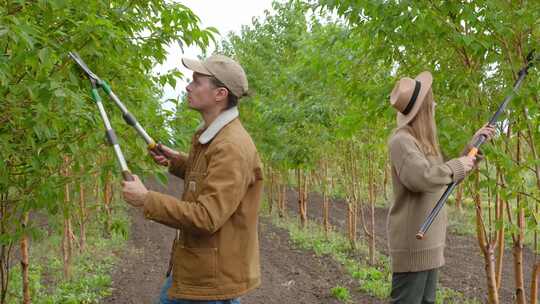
(181, 58), (212, 76)
(396, 71), (433, 127)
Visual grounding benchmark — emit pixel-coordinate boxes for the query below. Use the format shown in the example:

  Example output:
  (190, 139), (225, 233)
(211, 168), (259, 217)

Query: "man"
(122, 54), (263, 304)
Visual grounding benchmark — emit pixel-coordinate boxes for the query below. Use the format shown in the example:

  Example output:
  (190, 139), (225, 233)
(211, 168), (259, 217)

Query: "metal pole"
(416, 51), (537, 239)
(99, 82), (158, 149)
(90, 79), (134, 181)
(69, 51), (162, 153)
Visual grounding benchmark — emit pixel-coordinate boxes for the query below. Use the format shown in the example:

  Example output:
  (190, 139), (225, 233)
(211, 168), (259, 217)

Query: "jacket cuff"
(168, 155), (187, 179)
(143, 191), (161, 220)
(446, 159), (466, 183)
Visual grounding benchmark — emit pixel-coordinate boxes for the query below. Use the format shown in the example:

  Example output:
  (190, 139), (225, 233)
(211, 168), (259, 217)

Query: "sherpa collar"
(198, 107), (239, 144)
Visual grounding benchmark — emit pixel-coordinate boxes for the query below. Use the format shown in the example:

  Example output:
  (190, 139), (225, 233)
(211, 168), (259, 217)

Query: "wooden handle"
(122, 170), (134, 181)
(151, 143), (170, 166)
(149, 142), (166, 156)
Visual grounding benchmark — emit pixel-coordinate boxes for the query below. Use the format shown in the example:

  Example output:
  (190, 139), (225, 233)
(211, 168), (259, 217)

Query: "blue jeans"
(158, 275), (241, 304)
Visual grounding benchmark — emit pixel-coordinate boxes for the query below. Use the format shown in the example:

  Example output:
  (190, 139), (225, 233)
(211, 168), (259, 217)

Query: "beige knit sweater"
(387, 129), (466, 273)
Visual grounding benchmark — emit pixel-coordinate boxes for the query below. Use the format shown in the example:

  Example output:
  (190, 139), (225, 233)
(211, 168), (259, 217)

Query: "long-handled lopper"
(416, 50), (538, 239)
(69, 52), (164, 181)
(69, 52), (163, 151)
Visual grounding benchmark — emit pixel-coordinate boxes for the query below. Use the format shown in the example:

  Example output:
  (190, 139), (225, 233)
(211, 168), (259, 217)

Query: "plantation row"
(1, 1), (215, 302)
(208, 1), (539, 303)
(1, 0), (540, 303)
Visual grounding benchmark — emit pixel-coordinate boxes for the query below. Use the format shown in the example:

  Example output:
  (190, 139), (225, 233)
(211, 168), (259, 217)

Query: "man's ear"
(215, 87), (229, 103)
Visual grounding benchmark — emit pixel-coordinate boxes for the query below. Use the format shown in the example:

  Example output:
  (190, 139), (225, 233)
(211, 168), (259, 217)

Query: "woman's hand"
(473, 124), (497, 142)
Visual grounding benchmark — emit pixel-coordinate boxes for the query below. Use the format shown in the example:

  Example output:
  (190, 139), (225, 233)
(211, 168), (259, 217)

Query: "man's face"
(185, 72), (225, 111)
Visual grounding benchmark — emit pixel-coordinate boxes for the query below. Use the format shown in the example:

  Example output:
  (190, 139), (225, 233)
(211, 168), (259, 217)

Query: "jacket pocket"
(173, 245), (217, 287)
(183, 171), (206, 202)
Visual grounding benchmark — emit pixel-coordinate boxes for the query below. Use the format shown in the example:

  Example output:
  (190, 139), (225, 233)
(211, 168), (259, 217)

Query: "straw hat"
(390, 71), (433, 127)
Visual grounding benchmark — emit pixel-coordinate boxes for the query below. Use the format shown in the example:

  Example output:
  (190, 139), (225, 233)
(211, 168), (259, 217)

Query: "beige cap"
(182, 54), (248, 98)
(390, 71), (433, 127)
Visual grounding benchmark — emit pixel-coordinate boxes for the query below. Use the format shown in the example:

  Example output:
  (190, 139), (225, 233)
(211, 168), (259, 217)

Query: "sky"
(155, 0), (275, 108)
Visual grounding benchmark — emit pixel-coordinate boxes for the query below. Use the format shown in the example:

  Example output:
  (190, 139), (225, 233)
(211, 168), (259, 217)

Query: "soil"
(282, 189), (538, 303)
(104, 175), (384, 303)
(103, 173), (538, 303)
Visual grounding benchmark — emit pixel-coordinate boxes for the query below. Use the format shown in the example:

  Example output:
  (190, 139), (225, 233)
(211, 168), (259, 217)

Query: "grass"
(446, 198), (478, 236)
(330, 285), (351, 302)
(263, 201), (480, 304)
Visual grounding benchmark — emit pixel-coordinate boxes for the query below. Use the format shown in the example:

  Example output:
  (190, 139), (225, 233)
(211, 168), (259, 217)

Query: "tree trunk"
(62, 183), (73, 279)
(276, 172), (283, 217)
(321, 160), (330, 238)
(78, 181), (86, 252)
(62, 156), (73, 279)
(322, 190), (330, 237)
(495, 201), (505, 291)
(278, 171), (287, 218)
(383, 164), (389, 200)
(356, 152), (376, 265)
(0, 193), (13, 304)
(531, 262), (539, 304)
(277, 181), (283, 218)
(495, 169), (505, 290)
(347, 200), (356, 249)
(302, 172), (308, 226)
(369, 186), (375, 265)
(297, 168), (302, 225)
(474, 170), (499, 304)
(281, 182), (287, 218)
(514, 131), (526, 304)
(514, 239), (526, 304)
(268, 168), (274, 215)
(524, 107), (540, 304)
(455, 183), (464, 212)
(103, 171), (113, 235)
(344, 143), (358, 250)
(20, 212), (30, 304)
(296, 169), (308, 228)
(367, 154), (376, 265)
(483, 244), (499, 304)
(94, 172), (100, 205)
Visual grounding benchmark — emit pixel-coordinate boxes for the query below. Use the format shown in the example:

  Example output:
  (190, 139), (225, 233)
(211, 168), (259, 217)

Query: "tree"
(0, 1), (215, 302)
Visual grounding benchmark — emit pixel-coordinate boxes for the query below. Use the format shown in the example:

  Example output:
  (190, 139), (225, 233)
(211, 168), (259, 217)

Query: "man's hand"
(149, 144), (181, 166)
(122, 175), (148, 207)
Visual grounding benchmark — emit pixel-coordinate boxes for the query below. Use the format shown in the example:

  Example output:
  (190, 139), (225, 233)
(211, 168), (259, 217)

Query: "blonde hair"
(399, 89), (441, 156)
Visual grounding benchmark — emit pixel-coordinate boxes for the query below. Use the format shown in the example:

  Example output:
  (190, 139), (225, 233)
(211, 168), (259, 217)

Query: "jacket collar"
(198, 107), (239, 144)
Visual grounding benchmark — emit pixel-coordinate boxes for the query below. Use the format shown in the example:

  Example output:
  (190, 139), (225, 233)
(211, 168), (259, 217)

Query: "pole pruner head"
(526, 49), (539, 70)
(526, 50), (535, 62)
(516, 50), (537, 78)
(68, 51), (101, 83)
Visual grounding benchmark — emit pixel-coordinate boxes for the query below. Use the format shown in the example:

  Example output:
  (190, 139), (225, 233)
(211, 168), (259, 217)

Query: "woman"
(387, 71), (495, 304)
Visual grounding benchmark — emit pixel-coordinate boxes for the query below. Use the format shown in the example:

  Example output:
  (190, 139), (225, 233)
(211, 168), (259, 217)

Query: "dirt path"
(105, 175), (383, 303)
(243, 219), (383, 304)
(104, 205), (175, 304)
(283, 189), (537, 303)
